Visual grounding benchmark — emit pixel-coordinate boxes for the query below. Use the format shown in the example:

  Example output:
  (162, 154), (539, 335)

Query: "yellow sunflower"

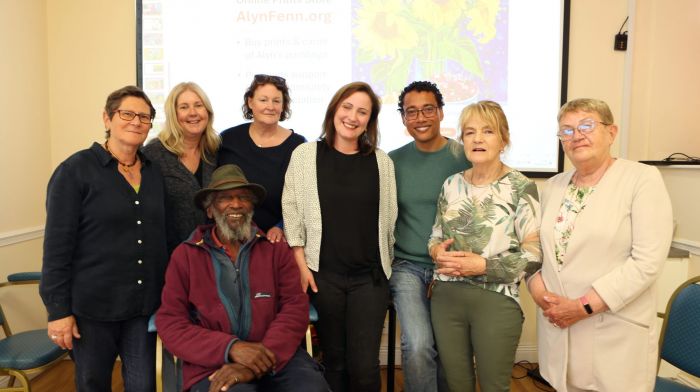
(465, 0), (501, 43)
(354, 0), (419, 58)
(411, 0), (467, 28)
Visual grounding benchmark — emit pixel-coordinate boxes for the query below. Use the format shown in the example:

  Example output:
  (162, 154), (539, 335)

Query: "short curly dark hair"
(397, 81), (445, 113)
(242, 74), (291, 121)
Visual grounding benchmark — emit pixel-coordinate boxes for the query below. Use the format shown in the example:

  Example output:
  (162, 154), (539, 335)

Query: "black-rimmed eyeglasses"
(400, 105), (438, 120)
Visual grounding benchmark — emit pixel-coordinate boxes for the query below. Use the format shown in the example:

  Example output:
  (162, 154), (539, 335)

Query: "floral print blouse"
(553, 182), (595, 266)
(429, 170), (542, 302)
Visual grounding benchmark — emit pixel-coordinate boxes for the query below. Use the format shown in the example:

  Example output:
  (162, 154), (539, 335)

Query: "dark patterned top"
(142, 139), (215, 253)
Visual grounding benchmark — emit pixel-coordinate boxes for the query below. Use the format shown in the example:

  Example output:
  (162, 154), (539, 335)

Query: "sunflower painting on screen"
(352, 0), (507, 106)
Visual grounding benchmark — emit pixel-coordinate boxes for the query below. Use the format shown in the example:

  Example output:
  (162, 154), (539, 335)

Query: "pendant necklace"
(105, 140), (138, 173)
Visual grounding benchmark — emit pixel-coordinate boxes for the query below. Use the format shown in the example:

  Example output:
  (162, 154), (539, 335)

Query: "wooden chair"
(149, 314), (181, 392)
(305, 304), (318, 356)
(0, 272), (69, 391)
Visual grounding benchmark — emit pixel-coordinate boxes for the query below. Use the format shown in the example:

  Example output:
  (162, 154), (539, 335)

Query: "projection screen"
(137, 0), (569, 176)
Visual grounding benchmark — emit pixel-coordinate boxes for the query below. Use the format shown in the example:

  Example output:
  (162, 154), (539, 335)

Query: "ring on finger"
(51, 335), (58, 339)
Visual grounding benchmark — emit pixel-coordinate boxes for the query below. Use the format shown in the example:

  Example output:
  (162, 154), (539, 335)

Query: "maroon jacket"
(156, 224), (308, 390)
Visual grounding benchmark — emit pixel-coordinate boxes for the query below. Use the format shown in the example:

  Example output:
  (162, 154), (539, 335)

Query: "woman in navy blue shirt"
(218, 74), (305, 242)
(40, 85), (168, 391)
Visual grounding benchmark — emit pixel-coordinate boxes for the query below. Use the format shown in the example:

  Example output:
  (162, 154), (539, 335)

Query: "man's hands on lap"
(208, 363), (255, 392)
(228, 341), (276, 378)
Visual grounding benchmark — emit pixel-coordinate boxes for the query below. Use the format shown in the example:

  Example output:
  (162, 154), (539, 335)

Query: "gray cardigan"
(142, 139), (215, 253)
(282, 142), (397, 278)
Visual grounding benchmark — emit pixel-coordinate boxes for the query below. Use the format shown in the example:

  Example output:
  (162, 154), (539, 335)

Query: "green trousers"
(431, 281), (523, 392)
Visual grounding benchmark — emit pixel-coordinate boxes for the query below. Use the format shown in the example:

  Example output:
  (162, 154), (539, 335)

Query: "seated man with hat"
(157, 164), (329, 392)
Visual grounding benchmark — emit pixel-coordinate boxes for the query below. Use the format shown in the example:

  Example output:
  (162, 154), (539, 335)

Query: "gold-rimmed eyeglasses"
(557, 119), (609, 141)
(114, 109), (153, 124)
(401, 105), (438, 120)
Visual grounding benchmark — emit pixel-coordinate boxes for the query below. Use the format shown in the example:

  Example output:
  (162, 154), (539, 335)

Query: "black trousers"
(311, 269), (390, 392)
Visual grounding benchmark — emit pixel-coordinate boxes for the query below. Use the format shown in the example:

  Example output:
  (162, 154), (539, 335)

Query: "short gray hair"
(558, 98), (614, 124)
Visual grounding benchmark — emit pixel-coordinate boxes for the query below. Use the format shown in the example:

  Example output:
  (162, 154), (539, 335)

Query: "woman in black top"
(142, 82), (220, 253)
(218, 74), (305, 242)
(282, 82), (397, 392)
(40, 86), (168, 391)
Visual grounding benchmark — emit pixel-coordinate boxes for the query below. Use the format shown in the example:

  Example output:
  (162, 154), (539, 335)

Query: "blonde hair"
(458, 100), (510, 147)
(557, 98), (614, 124)
(158, 82), (220, 164)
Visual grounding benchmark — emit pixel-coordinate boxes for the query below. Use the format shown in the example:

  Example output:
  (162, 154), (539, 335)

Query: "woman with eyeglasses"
(142, 81), (220, 253)
(282, 82), (397, 392)
(428, 100), (541, 392)
(528, 98), (673, 392)
(218, 74), (305, 243)
(40, 85), (168, 391)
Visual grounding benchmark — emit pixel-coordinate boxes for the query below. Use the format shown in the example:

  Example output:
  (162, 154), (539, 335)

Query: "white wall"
(0, 0), (51, 334)
(0, 0), (50, 233)
(628, 0), (700, 161)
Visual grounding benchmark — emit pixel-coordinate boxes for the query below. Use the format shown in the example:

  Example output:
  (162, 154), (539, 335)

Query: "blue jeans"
(190, 348), (329, 392)
(389, 259), (448, 392)
(73, 315), (155, 392)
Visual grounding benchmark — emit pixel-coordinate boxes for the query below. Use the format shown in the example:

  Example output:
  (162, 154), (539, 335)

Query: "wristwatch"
(579, 296), (593, 315)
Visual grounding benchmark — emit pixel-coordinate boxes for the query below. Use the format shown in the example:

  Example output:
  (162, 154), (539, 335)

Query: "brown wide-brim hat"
(194, 164), (266, 210)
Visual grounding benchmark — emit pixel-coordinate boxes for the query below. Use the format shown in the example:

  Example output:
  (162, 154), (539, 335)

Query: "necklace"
(253, 136), (268, 148)
(250, 124), (281, 148)
(466, 162), (504, 186)
(105, 140), (138, 173)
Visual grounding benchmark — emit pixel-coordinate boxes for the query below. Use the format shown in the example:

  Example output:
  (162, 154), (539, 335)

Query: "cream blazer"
(282, 142), (398, 278)
(537, 159), (673, 392)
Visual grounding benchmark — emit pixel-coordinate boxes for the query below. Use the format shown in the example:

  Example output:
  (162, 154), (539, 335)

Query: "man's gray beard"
(212, 209), (253, 243)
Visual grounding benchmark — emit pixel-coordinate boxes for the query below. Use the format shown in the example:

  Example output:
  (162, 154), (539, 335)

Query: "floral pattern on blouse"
(553, 182), (595, 266)
(429, 170), (542, 302)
